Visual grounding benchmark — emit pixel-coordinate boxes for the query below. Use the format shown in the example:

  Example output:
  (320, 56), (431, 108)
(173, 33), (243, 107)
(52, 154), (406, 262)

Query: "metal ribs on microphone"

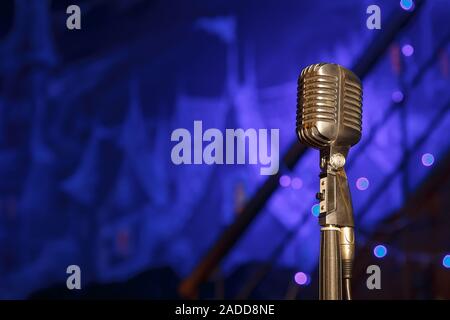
(296, 63), (362, 150)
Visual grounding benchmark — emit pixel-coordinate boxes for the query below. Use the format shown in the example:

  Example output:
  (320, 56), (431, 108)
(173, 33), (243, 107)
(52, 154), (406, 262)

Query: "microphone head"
(296, 63), (362, 149)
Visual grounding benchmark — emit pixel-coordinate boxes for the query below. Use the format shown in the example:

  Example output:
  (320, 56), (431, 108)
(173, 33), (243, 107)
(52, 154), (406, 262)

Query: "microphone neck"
(318, 146), (354, 228)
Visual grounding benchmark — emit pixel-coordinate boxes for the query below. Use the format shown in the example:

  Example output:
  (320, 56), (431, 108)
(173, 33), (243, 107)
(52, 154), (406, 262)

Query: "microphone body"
(297, 63), (362, 150)
(296, 63), (362, 300)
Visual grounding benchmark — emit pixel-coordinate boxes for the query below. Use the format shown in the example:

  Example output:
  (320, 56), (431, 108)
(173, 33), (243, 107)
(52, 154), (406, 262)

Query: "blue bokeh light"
(356, 177), (370, 191)
(392, 90), (404, 103)
(311, 204), (320, 217)
(400, 0), (415, 11)
(374, 245), (388, 258)
(421, 153), (435, 167)
(402, 44), (414, 57)
(443, 255), (450, 268)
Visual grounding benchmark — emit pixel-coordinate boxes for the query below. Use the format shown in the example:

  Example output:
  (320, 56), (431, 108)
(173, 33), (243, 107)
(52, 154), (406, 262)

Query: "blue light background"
(0, 0), (449, 298)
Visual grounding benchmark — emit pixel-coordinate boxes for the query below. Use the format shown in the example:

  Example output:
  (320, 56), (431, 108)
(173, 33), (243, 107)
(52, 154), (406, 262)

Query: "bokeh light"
(402, 44), (414, 57)
(400, 0), (415, 11)
(279, 175), (291, 187)
(374, 245), (387, 258)
(443, 255), (450, 268)
(294, 272), (309, 285)
(392, 90), (404, 103)
(311, 204), (320, 217)
(356, 177), (370, 191)
(421, 153), (434, 167)
(291, 177), (303, 190)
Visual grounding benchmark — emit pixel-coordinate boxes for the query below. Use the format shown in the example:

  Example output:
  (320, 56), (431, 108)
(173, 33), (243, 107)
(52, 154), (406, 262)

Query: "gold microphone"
(296, 63), (363, 300)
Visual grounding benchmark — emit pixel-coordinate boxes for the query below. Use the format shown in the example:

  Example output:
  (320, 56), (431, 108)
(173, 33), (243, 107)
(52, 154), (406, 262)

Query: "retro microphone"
(296, 63), (363, 300)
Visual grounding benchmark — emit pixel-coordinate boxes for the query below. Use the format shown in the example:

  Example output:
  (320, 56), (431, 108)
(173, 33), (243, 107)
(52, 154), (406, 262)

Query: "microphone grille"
(342, 77), (362, 133)
(296, 63), (339, 148)
(297, 63), (362, 148)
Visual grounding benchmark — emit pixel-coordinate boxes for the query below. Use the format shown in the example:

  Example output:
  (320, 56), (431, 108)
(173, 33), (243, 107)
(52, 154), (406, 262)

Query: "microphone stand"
(317, 146), (355, 300)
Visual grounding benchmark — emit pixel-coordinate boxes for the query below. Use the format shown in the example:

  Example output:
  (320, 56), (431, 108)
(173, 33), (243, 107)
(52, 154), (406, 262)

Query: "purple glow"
(392, 90), (404, 103)
(400, 0), (415, 11)
(294, 272), (308, 285)
(402, 44), (414, 57)
(279, 175), (291, 187)
(291, 177), (303, 190)
(356, 177), (370, 191)
(421, 153), (434, 167)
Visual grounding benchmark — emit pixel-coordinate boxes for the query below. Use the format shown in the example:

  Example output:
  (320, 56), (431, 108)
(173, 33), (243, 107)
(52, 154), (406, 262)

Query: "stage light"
(291, 177), (303, 190)
(402, 44), (414, 57)
(400, 0), (414, 11)
(294, 272), (308, 285)
(392, 90), (404, 103)
(374, 245), (387, 258)
(421, 153), (434, 167)
(356, 177), (369, 191)
(311, 204), (320, 217)
(443, 255), (450, 268)
(279, 175), (291, 187)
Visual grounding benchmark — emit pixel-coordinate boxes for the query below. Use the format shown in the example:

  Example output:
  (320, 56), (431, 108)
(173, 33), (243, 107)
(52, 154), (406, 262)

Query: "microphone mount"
(317, 146), (354, 228)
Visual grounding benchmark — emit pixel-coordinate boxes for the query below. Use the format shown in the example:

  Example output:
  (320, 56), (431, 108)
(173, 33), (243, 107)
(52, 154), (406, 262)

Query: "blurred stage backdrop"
(0, 0), (449, 299)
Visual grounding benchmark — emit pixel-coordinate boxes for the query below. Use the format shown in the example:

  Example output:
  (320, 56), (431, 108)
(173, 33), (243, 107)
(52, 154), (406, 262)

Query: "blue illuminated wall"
(0, 0), (449, 298)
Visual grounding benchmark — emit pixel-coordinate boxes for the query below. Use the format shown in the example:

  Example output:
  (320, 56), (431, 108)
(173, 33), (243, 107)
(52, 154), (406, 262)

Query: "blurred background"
(0, 0), (449, 299)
